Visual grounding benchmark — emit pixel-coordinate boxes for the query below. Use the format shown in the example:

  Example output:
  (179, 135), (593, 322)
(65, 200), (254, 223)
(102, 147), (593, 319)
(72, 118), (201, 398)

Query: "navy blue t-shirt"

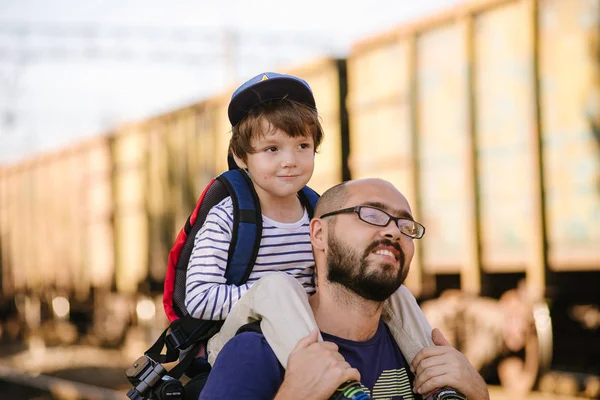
(199, 320), (419, 399)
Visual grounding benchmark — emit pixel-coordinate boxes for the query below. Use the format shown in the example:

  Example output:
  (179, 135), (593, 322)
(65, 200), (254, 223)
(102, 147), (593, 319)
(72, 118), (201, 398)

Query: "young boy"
(185, 72), (434, 373)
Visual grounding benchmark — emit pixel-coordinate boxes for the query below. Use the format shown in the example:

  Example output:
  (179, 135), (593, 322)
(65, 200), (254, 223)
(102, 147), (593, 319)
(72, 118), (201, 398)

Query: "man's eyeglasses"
(320, 205), (425, 239)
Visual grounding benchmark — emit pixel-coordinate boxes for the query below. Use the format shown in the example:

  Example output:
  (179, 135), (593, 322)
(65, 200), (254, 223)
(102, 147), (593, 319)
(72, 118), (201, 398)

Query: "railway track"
(0, 340), (596, 400)
(0, 341), (132, 399)
(1, 366), (596, 400)
(0, 366), (126, 400)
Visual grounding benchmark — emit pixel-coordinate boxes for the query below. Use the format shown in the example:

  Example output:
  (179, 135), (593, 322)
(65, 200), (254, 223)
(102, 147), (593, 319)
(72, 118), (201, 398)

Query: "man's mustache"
(363, 239), (404, 265)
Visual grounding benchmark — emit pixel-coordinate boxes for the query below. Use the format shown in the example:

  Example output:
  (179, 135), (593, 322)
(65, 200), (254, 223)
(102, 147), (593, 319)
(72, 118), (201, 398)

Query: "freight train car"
(347, 0), (599, 396)
(0, 137), (114, 344)
(0, 57), (349, 347)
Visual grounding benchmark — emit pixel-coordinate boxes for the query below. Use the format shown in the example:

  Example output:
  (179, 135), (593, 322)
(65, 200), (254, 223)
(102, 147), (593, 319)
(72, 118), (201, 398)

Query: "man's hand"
(275, 330), (361, 400)
(411, 328), (490, 400)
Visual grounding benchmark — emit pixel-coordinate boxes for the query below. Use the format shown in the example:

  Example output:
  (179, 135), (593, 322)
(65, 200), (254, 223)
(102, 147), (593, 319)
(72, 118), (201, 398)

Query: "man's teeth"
(374, 249), (394, 258)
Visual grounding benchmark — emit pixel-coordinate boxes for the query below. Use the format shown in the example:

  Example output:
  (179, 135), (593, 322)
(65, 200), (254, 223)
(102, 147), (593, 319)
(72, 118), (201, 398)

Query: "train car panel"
(66, 149), (88, 296)
(416, 23), (471, 273)
(20, 162), (35, 292)
(7, 171), (21, 292)
(85, 138), (115, 289)
(0, 167), (8, 294)
(473, 0), (538, 272)
(48, 151), (75, 295)
(0, 167), (14, 295)
(167, 108), (200, 229)
(4, 167), (20, 295)
(192, 103), (218, 191)
(539, 0), (600, 271)
(348, 39), (408, 107)
(211, 95), (232, 175)
(347, 39), (414, 198)
(145, 118), (172, 283)
(348, 104), (416, 199)
(48, 155), (70, 292)
(145, 106), (215, 283)
(71, 148), (92, 299)
(33, 157), (54, 293)
(60, 153), (80, 293)
(347, 39), (428, 293)
(113, 126), (148, 294)
(4, 169), (22, 292)
(42, 158), (58, 292)
(21, 162), (41, 292)
(4, 166), (21, 295)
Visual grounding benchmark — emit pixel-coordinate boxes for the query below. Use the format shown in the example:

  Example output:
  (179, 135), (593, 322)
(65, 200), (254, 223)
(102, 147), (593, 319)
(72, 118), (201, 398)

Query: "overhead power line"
(0, 23), (336, 48)
(0, 23), (337, 65)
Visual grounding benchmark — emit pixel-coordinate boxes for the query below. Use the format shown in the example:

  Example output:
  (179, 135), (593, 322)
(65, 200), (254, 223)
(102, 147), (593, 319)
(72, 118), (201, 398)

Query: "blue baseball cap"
(227, 72), (316, 127)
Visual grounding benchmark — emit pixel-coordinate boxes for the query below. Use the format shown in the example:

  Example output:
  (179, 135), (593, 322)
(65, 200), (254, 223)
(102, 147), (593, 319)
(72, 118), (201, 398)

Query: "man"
(199, 178), (490, 400)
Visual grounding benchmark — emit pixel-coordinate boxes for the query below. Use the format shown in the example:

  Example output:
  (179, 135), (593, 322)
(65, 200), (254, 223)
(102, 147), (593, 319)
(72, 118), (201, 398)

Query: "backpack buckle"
(166, 327), (187, 350)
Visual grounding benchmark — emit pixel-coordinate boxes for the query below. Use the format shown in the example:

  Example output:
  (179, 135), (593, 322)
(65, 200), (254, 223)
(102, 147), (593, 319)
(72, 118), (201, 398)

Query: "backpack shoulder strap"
(165, 177), (226, 321)
(165, 169), (263, 321)
(217, 169), (263, 286)
(298, 185), (320, 218)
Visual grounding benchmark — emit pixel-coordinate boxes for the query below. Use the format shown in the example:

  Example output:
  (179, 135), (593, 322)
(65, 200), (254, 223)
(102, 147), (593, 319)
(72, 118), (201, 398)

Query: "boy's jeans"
(207, 272), (434, 368)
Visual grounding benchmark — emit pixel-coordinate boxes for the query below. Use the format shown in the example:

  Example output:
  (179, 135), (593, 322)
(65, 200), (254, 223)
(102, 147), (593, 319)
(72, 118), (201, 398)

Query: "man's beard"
(326, 234), (407, 302)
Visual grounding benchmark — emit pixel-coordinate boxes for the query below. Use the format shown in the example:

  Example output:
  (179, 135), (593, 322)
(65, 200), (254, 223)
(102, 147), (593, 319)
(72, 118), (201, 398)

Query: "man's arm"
(199, 332), (284, 400)
(411, 329), (490, 400)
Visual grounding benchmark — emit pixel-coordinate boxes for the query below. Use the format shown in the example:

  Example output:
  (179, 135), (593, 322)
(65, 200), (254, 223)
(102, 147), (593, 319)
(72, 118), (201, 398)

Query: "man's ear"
(310, 218), (327, 251)
(232, 153), (247, 169)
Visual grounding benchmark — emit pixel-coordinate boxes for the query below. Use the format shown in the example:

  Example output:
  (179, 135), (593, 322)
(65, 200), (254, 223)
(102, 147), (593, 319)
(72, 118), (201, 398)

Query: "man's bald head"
(314, 181), (350, 217)
(315, 178), (408, 218)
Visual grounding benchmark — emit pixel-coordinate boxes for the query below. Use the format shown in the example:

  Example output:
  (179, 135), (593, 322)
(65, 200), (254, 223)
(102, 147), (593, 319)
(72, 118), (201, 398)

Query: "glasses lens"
(398, 220), (423, 238)
(358, 207), (389, 226)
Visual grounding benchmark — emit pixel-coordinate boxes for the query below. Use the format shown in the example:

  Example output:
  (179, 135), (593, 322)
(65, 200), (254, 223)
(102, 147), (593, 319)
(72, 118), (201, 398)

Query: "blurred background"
(0, 0), (599, 399)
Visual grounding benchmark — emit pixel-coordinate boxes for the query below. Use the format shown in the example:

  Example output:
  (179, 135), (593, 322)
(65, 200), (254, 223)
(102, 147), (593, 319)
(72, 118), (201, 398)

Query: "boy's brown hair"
(229, 99), (324, 162)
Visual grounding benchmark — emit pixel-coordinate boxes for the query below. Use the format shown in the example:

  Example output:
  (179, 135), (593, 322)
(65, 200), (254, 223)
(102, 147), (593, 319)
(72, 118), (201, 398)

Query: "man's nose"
(380, 220), (402, 241)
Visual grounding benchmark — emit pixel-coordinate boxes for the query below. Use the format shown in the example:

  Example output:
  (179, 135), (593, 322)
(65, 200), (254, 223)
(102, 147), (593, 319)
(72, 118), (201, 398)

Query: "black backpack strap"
(147, 317), (224, 364)
(165, 316), (224, 352)
(218, 169), (263, 286)
(145, 324), (180, 365)
(298, 186), (320, 218)
(144, 330), (201, 381)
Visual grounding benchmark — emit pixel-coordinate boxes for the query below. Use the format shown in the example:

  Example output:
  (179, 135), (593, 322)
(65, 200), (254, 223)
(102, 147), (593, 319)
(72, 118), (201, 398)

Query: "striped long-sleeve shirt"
(185, 196), (316, 320)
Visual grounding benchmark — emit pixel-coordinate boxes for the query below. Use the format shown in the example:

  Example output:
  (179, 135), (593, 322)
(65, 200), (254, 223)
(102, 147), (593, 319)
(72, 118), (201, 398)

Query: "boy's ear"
(232, 153), (247, 169)
(310, 218), (327, 251)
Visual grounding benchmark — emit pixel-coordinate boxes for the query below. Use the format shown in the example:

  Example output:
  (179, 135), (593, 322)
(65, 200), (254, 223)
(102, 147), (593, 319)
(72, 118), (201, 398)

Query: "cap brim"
(228, 77), (316, 126)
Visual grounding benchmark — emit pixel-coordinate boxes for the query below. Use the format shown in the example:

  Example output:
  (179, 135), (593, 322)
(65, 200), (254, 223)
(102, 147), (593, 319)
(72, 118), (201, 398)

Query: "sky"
(0, 0), (463, 164)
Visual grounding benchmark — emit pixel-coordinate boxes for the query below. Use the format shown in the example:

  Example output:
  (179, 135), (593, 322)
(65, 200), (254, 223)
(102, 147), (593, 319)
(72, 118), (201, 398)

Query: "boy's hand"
(275, 330), (361, 400)
(411, 328), (490, 400)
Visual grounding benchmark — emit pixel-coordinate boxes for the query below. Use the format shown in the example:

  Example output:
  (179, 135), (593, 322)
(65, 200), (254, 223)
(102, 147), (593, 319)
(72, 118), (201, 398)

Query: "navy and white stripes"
(185, 196), (315, 320)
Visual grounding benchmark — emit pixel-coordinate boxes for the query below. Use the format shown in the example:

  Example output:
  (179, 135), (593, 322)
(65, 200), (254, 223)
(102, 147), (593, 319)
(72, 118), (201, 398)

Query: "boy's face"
(236, 120), (315, 203)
